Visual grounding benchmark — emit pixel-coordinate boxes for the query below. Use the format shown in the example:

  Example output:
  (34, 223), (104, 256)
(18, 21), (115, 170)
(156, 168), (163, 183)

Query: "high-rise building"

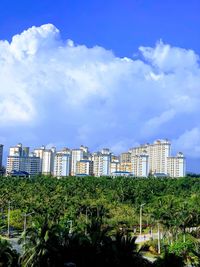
(5, 139), (186, 178)
(34, 146), (56, 175)
(92, 149), (111, 177)
(119, 152), (132, 174)
(9, 143), (23, 156)
(7, 144), (40, 176)
(167, 152), (186, 177)
(80, 145), (89, 155)
(54, 149), (71, 178)
(76, 159), (93, 176)
(131, 153), (149, 177)
(110, 161), (119, 174)
(0, 144), (3, 169)
(130, 139), (171, 175)
(120, 152), (131, 163)
(148, 140), (171, 174)
(71, 149), (84, 176)
(119, 162), (132, 173)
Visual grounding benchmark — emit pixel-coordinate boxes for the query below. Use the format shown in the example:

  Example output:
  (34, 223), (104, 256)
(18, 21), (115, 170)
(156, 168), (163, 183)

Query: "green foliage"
(153, 251), (184, 267)
(19, 218), (153, 267)
(0, 237), (19, 267)
(169, 236), (199, 265)
(9, 210), (23, 230)
(0, 176), (200, 233)
(0, 176), (200, 266)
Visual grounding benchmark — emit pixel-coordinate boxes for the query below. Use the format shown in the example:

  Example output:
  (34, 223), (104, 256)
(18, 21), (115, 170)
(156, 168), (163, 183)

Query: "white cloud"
(0, 24), (200, 168)
(139, 40), (199, 72)
(173, 128), (200, 158)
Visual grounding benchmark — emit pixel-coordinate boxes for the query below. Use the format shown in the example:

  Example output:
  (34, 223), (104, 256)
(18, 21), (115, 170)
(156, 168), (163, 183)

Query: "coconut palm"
(0, 237), (19, 267)
(153, 250), (184, 267)
(19, 218), (62, 267)
(107, 232), (152, 267)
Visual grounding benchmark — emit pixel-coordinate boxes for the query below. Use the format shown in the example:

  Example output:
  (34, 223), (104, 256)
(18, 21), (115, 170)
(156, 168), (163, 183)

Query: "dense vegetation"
(0, 176), (200, 266)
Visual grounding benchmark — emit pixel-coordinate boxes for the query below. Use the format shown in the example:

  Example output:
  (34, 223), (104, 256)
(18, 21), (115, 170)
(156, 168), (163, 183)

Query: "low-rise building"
(111, 171), (132, 177)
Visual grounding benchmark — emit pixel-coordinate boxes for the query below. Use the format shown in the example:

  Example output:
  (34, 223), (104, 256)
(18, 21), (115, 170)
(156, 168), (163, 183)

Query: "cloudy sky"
(0, 0), (200, 172)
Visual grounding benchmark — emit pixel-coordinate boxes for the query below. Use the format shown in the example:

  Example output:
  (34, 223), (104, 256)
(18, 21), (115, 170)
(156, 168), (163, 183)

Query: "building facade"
(120, 152), (131, 163)
(130, 139), (171, 175)
(54, 150), (71, 178)
(5, 139), (186, 178)
(71, 149), (84, 176)
(110, 161), (119, 174)
(6, 144), (40, 176)
(0, 144), (3, 169)
(76, 159), (93, 176)
(131, 153), (149, 177)
(92, 149), (112, 177)
(167, 152), (186, 178)
(7, 154), (40, 176)
(34, 146), (56, 175)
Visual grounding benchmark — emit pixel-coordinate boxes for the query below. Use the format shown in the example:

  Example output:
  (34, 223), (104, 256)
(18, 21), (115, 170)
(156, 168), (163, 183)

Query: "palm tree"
(153, 250), (184, 267)
(0, 237), (19, 267)
(19, 218), (62, 267)
(107, 232), (152, 267)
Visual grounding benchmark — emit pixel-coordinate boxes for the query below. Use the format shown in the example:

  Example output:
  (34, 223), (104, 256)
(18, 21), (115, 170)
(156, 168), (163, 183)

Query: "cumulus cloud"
(173, 128), (200, 158)
(0, 24), (200, 170)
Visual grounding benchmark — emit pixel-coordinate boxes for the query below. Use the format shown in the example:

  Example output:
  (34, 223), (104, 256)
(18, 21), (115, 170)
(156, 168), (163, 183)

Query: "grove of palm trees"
(0, 175), (200, 266)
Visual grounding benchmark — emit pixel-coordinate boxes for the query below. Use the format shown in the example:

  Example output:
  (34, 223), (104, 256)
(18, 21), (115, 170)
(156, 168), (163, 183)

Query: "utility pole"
(86, 207), (88, 225)
(23, 212), (34, 249)
(157, 222), (161, 254)
(7, 201), (11, 237)
(139, 203), (146, 235)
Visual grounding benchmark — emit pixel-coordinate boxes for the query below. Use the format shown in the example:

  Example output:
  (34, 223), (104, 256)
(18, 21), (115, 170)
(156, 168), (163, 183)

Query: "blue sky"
(0, 0), (199, 56)
(0, 0), (200, 172)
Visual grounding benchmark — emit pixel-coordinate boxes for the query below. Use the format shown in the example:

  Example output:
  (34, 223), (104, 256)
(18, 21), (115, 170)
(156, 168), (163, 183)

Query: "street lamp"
(139, 203), (146, 235)
(157, 222), (161, 254)
(7, 200), (13, 237)
(85, 207), (92, 235)
(67, 220), (73, 235)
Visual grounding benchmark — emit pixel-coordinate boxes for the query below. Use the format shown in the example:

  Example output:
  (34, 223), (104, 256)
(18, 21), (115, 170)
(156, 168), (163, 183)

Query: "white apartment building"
(7, 155), (40, 176)
(130, 139), (171, 175)
(92, 149), (111, 176)
(80, 145), (89, 155)
(9, 143), (23, 156)
(0, 144), (3, 169)
(34, 146), (56, 175)
(7, 144), (40, 176)
(167, 152), (186, 178)
(54, 149), (71, 178)
(110, 161), (119, 174)
(131, 153), (149, 177)
(71, 149), (84, 176)
(120, 152), (131, 163)
(148, 140), (171, 174)
(76, 159), (93, 176)
(119, 162), (132, 173)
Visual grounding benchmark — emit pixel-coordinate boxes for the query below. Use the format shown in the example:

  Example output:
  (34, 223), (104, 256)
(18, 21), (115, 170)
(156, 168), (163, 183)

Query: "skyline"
(0, 1), (200, 172)
(1, 138), (186, 175)
(5, 139), (186, 178)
